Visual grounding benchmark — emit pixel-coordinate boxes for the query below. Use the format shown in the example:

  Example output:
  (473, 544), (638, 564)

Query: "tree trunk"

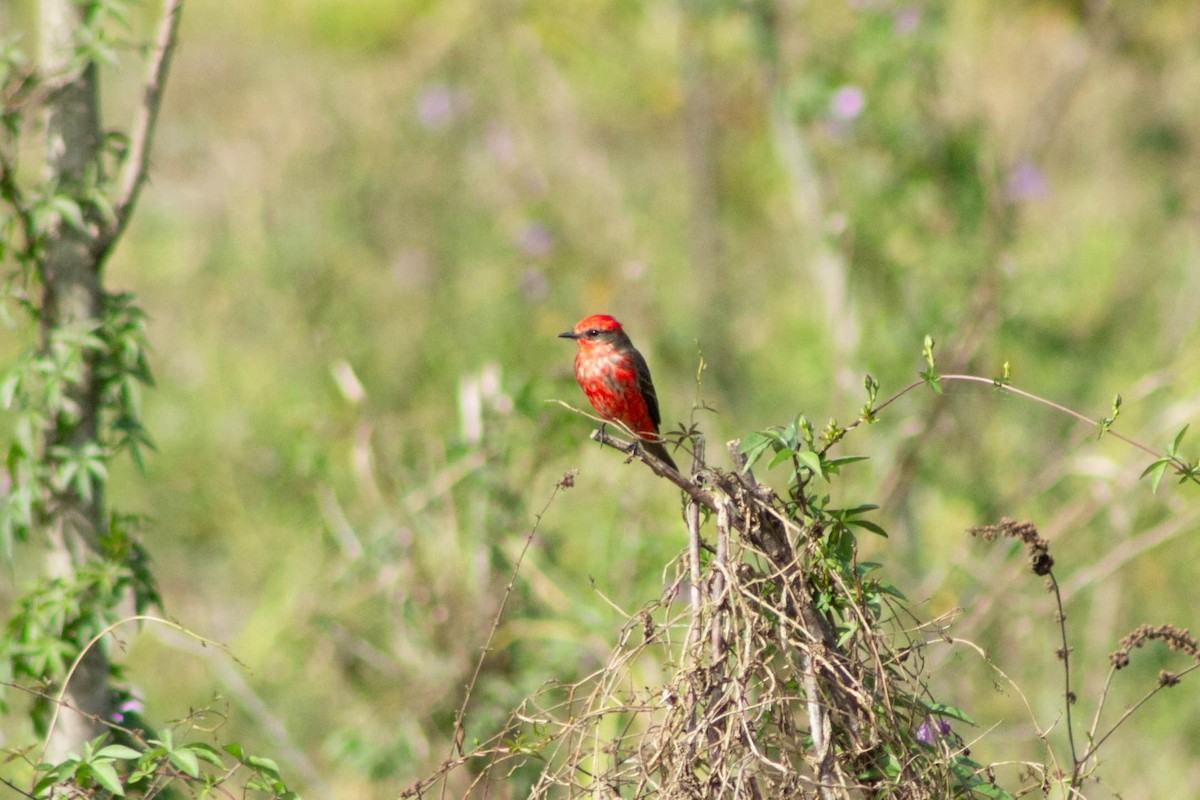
(39, 0), (109, 762)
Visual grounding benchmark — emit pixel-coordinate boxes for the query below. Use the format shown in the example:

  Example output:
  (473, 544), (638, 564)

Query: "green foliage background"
(4, 0), (1200, 797)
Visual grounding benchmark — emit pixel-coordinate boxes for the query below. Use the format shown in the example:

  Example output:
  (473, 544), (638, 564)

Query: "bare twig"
(939, 374), (1165, 461)
(94, 0), (185, 262)
(685, 436), (707, 659)
(1078, 662), (1199, 767)
(445, 474), (571, 778)
(35, 614), (236, 791)
(1048, 573), (1081, 789)
(711, 501), (728, 662)
(685, 490), (703, 657)
(589, 426), (720, 510)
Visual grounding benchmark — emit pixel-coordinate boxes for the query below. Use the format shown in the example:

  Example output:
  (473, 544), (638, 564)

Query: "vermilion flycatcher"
(559, 314), (677, 470)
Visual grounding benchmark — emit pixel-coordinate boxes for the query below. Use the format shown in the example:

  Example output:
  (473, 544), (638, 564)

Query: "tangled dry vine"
(404, 433), (991, 799)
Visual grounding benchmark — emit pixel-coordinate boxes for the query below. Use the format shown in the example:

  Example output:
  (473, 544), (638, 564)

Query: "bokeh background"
(5, 0), (1200, 796)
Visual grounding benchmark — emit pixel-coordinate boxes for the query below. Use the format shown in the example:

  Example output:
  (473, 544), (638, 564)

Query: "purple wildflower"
(893, 7), (920, 36)
(416, 84), (456, 131)
(829, 86), (867, 122)
(915, 716), (953, 746)
(518, 222), (554, 258)
(1005, 160), (1049, 203)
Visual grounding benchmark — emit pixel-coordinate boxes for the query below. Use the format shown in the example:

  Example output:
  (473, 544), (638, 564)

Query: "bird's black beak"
(558, 331), (580, 340)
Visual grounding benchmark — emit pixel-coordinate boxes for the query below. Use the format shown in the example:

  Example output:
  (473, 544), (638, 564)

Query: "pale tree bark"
(39, 0), (108, 762)
(34, 0), (184, 763)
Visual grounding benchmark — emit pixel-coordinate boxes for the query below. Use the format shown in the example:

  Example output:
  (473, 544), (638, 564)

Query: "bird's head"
(558, 314), (629, 349)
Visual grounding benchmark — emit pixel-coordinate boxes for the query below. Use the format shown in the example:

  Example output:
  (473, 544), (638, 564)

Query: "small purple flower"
(915, 716), (952, 746)
(1005, 160), (1049, 203)
(416, 84), (456, 131)
(517, 222), (554, 258)
(893, 7), (921, 36)
(110, 687), (145, 724)
(829, 86), (866, 122)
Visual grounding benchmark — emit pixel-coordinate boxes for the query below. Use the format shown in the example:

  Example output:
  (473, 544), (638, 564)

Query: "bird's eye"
(586, 329), (600, 337)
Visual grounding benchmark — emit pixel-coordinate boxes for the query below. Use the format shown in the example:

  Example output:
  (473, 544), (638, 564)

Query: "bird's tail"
(643, 437), (678, 471)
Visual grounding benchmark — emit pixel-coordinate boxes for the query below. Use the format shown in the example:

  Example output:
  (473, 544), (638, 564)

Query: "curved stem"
(939, 374), (1167, 461)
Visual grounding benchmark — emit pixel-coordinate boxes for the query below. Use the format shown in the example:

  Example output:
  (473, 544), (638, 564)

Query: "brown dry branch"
(970, 519), (1200, 797)
(405, 433), (986, 799)
(1109, 624), (1200, 670)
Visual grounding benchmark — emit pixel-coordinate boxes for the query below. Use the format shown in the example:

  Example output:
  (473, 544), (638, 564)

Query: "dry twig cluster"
(405, 437), (984, 799)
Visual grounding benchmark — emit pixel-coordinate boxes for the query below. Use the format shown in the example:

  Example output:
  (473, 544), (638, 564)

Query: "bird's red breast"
(560, 314), (658, 437)
(575, 346), (657, 437)
(560, 314), (676, 469)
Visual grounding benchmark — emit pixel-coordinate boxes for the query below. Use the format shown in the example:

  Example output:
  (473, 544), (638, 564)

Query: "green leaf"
(169, 747), (200, 778)
(51, 196), (86, 232)
(921, 699), (977, 726)
(0, 368), (21, 409)
(847, 519), (888, 537)
(1140, 458), (1170, 494)
(825, 455), (868, 471)
(88, 761), (125, 796)
(1169, 424), (1189, 455)
(182, 741), (227, 768)
(795, 450), (823, 478)
(966, 781), (1015, 799)
(96, 744), (142, 760)
(87, 187), (117, 227)
(739, 432), (773, 472)
(246, 755), (281, 777)
(767, 449), (794, 469)
(836, 622), (858, 648)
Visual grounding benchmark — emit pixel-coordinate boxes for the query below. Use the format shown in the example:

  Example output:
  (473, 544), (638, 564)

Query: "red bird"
(559, 314), (677, 470)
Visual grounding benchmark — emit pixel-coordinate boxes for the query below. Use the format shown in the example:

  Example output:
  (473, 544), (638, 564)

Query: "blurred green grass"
(5, 0), (1200, 796)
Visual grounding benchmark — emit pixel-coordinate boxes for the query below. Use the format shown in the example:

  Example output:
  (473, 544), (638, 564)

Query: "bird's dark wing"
(630, 348), (662, 430)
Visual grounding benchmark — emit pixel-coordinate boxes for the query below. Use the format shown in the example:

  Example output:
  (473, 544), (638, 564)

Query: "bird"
(559, 314), (677, 470)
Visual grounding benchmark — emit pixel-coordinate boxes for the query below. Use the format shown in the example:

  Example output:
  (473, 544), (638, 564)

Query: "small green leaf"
(88, 761), (125, 796)
(921, 699), (977, 726)
(1169, 424), (1189, 455)
(825, 455), (868, 471)
(182, 741), (227, 768)
(0, 368), (21, 409)
(739, 432), (773, 472)
(1139, 458), (1170, 494)
(169, 747), (200, 778)
(246, 754), (281, 777)
(968, 782), (1016, 799)
(767, 449), (794, 469)
(847, 519), (888, 537)
(87, 188), (117, 227)
(795, 450), (823, 478)
(95, 744), (142, 760)
(51, 196), (86, 232)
